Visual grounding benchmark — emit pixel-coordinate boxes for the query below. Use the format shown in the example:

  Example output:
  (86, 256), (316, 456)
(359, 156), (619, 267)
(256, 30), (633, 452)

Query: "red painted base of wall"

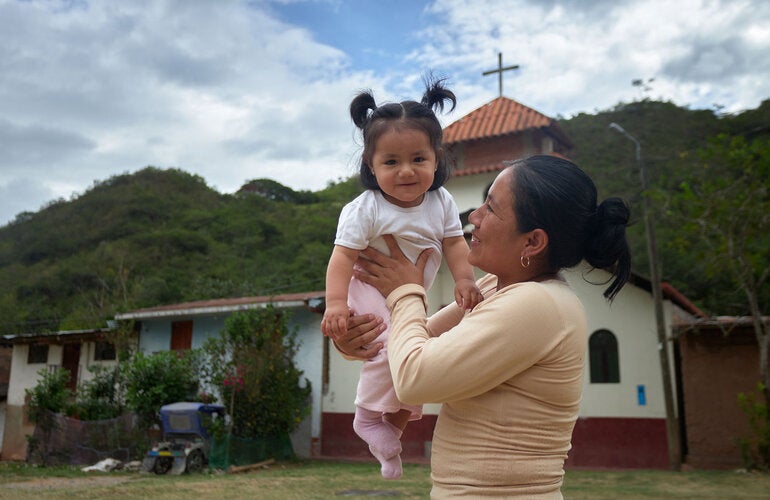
(567, 417), (669, 469)
(321, 412), (437, 459)
(322, 412), (669, 469)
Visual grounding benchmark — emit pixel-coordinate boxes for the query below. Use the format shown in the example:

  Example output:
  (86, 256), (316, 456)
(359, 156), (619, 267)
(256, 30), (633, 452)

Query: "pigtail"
(583, 197), (632, 301)
(350, 90), (378, 129)
(421, 75), (456, 114)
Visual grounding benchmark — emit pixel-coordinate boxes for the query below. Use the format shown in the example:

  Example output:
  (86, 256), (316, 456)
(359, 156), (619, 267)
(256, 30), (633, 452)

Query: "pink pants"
(348, 277), (422, 420)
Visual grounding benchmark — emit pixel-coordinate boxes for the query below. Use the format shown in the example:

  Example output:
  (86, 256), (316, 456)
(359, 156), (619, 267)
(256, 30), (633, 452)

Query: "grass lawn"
(1, 460), (769, 499)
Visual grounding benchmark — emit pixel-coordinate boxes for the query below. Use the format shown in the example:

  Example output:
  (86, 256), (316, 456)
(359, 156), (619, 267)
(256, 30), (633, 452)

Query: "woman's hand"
(333, 312), (386, 360)
(354, 234), (432, 298)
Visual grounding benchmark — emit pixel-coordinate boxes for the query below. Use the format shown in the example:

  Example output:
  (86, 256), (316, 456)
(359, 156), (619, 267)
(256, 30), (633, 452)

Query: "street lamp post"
(609, 122), (681, 471)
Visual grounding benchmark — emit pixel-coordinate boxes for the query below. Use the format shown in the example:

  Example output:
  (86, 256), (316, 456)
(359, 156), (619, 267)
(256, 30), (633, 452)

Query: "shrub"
(24, 367), (72, 464)
(202, 306), (311, 438)
(73, 364), (125, 421)
(738, 382), (770, 471)
(123, 350), (201, 429)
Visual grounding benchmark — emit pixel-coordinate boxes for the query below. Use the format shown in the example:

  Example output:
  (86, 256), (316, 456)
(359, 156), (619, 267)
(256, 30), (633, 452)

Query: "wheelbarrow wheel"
(154, 456), (173, 475)
(185, 449), (204, 473)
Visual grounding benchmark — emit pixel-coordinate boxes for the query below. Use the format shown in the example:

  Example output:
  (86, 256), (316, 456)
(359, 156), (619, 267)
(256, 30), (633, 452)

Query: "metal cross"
(482, 52), (519, 97)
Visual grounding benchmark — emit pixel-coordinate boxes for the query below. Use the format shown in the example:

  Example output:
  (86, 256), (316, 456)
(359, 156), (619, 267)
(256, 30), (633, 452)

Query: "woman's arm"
(386, 283), (564, 405)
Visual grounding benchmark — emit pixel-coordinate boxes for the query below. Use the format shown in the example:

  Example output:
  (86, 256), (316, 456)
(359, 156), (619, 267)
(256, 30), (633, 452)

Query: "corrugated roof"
(444, 97), (555, 144)
(115, 291), (326, 320)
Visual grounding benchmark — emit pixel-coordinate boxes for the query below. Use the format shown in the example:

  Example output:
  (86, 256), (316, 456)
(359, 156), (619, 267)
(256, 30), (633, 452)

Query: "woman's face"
(467, 167), (527, 287)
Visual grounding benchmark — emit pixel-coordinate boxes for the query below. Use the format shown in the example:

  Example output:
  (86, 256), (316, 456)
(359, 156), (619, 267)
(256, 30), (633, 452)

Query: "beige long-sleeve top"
(385, 273), (587, 498)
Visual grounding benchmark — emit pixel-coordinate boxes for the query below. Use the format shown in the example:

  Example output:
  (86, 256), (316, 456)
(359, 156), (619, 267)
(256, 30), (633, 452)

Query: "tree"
(667, 134), (770, 465)
(201, 306), (311, 438)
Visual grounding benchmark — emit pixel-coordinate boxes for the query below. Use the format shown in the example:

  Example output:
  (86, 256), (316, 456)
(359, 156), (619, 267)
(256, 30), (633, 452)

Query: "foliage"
(665, 134), (770, 315)
(201, 306), (311, 438)
(0, 100), (768, 337)
(24, 367), (72, 425)
(24, 367), (72, 464)
(0, 167), (347, 335)
(239, 178), (319, 204)
(122, 350), (202, 429)
(663, 134), (770, 423)
(72, 364), (125, 421)
(738, 383), (770, 471)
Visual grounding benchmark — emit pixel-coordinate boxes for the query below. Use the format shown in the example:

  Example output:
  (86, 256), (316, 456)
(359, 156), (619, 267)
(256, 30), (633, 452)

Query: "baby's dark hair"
(507, 155), (632, 301)
(350, 76), (456, 191)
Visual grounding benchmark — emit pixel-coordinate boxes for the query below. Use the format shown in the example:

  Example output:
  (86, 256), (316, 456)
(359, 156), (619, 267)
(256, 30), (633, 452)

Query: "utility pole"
(609, 122), (682, 471)
(482, 52), (519, 97)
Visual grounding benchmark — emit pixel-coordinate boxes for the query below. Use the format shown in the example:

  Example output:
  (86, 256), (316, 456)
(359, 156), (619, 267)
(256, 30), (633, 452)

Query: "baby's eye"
(414, 156), (426, 163)
(385, 159), (397, 166)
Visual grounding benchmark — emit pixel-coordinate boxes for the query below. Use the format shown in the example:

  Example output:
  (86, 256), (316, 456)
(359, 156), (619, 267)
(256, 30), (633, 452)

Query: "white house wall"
(563, 265), (676, 419)
(444, 173), (496, 212)
(3, 338), (120, 461)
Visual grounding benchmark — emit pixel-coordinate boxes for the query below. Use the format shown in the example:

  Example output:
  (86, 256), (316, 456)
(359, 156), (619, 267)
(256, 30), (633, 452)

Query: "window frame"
(588, 329), (620, 384)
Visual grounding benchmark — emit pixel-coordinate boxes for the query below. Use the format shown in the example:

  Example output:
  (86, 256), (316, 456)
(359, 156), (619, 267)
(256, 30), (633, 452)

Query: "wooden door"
(171, 321), (193, 352)
(61, 344), (80, 390)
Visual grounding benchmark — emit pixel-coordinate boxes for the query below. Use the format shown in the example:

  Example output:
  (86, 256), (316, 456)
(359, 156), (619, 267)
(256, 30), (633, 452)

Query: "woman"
(334, 155), (631, 498)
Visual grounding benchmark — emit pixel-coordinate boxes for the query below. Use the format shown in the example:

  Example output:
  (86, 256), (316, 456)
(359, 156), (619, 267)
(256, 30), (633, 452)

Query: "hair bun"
(350, 90), (378, 129)
(596, 197), (630, 227)
(584, 197), (631, 299)
(421, 75), (456, 114)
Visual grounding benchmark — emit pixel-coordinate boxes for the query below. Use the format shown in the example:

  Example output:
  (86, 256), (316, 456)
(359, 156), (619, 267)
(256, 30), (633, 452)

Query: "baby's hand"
(454, 279), (483, 311)
(322, 302), (350, 339)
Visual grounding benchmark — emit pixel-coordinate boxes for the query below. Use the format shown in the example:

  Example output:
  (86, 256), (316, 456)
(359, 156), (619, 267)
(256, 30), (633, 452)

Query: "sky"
(1, 0), (768, 227)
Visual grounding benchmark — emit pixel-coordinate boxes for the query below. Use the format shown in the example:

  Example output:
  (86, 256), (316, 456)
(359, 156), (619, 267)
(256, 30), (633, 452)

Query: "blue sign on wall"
(637, 384), (646, 406)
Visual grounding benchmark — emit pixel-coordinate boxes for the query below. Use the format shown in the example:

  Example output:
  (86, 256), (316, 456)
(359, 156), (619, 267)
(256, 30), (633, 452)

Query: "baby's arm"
(322, 245), (360, 339)
(442, 235), (483, 310)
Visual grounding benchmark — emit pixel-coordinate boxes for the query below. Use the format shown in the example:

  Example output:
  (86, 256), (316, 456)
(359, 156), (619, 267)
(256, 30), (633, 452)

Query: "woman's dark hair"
(507, 155), (631, 301)
(350, 75), (456, 191)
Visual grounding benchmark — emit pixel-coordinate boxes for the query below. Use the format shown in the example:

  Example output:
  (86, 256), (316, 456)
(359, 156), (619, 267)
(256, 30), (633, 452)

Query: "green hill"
(0, 168), (362, 334)
(0, 98), (767, 334)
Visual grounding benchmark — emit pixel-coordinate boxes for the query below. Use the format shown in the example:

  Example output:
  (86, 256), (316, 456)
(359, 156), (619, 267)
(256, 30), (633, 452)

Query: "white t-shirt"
(334, 187), (463, 289)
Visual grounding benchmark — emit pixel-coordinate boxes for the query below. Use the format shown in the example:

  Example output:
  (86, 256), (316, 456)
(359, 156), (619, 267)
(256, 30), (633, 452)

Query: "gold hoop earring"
(520, 255), (530, 268)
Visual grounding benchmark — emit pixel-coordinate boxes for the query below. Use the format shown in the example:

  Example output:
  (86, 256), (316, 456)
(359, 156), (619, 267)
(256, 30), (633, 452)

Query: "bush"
(24, 367), (72, 464)
(73, 364), (125, 421)
(738, 382), (770, 471)
(123, 350), (201, 429)
(202, 306), (311, 438)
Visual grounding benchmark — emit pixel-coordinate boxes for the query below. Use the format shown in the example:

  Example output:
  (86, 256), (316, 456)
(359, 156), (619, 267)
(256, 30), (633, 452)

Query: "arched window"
(589, 329), (620, 383)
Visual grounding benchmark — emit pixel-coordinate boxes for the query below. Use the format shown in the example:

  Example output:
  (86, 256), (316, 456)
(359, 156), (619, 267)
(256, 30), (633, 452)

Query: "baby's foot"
(370, 445), (402, 479)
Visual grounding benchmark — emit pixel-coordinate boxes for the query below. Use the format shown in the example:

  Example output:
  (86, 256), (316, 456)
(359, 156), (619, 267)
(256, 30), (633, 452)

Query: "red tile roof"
(444, 97), (562, 144)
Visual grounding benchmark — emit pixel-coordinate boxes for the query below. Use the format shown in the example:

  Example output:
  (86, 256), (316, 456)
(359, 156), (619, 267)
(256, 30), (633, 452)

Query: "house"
(322, 264), (704, 469)
(1, 328), (119, 461)
(1, 292), (326, 462)
(675, 316), (770, 469)
(113, 291), (326, 459)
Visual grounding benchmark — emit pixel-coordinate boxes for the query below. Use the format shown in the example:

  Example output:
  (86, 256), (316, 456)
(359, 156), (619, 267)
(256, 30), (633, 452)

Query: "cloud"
(0, 0), (767, 227)
(414, 0), (770, 116)
(0, 178), (57, 225)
